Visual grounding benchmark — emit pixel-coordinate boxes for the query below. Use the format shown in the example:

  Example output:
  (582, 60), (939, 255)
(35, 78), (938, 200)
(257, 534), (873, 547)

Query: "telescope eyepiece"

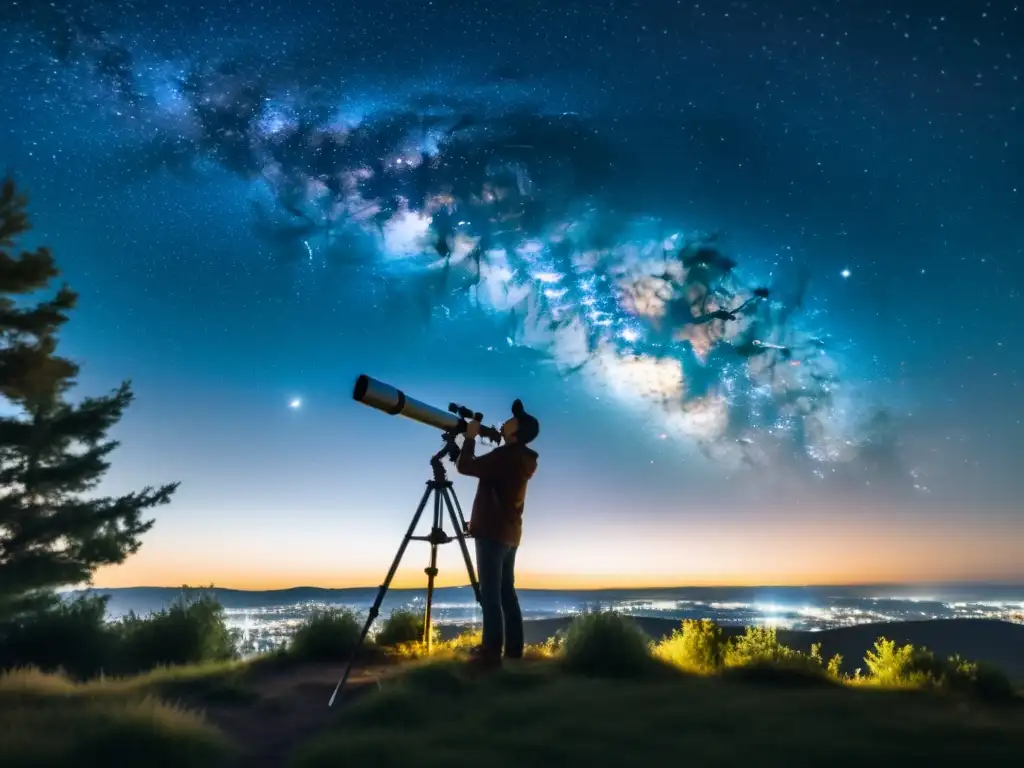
(448, 402), (484, 422)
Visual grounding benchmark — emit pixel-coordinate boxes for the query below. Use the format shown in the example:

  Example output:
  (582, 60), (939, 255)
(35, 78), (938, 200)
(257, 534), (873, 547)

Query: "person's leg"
(474, 536), (506, 660)
(500, 544), (524, 659)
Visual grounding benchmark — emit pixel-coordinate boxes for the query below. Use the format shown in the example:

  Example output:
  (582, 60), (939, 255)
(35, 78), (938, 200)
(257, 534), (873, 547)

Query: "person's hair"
(511, 399), (539, 444)
(517, 414), (539, 444)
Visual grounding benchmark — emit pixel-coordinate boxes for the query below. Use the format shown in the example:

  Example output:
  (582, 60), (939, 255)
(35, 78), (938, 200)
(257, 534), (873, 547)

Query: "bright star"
(840, 268), (851, 279)
(289, 398), (302, 410)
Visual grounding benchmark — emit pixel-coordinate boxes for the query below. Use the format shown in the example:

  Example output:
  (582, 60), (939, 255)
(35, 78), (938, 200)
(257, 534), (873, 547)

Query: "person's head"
(501, 399), (539, 445)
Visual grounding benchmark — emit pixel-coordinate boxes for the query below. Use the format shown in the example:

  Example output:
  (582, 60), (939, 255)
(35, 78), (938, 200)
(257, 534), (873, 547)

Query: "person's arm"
(456, 435), (506, 480)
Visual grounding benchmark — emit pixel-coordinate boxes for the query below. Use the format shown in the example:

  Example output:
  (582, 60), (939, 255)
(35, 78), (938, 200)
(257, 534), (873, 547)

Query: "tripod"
(328, 437), (482, 707)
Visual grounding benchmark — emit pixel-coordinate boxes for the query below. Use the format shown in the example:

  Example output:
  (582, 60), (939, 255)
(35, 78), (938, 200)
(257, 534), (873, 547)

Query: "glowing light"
(289, 398), (302, 410)
(840, 268), (851, 278)
(533, 271), (563, 284)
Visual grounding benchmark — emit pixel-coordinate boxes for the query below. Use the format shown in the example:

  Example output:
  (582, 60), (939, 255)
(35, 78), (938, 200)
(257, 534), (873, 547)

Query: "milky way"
(6, 2), (924, 479)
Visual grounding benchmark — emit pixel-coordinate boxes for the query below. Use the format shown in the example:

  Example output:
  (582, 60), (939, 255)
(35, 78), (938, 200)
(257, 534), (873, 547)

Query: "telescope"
(352, 374), (503, 444)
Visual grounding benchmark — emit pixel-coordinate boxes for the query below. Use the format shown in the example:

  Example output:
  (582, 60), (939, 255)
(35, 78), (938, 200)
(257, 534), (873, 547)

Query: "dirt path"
(202, 662), (406, 768)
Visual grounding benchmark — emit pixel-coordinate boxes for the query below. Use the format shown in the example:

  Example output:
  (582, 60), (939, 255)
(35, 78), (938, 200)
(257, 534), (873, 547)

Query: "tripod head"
(432, 431), (462, 467)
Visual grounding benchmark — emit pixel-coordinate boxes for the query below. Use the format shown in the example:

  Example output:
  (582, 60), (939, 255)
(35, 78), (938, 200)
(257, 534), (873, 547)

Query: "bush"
(118, 589), (237, 673)
(0, 593), (119, 680)
(725, 626), (803, 667)
(951, 659), (1017, 702)
(652, 621), (846, 683)
(288, 607), (363, 661)
(560, 611), (655, 678)
(864, 638), (1017, 701)
(653, 619), (727, 674)
(863, 638), (937, 688)
(375, 608), (437, 648)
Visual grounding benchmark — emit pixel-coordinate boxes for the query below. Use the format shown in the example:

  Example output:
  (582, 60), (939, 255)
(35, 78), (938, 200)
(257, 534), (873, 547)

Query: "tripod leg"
(441, 486), (482, 606)
(422, 488), (442, 654)
(328, 483), (433, 707)
(448, 483), (470, 535)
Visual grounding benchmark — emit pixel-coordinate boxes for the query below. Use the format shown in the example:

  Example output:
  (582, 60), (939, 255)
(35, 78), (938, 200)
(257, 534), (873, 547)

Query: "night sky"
(1, 0), (1021, 589)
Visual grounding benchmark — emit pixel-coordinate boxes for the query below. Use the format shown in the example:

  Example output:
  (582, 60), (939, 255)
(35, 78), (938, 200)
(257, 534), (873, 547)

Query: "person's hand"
(465, 420), (481, 439)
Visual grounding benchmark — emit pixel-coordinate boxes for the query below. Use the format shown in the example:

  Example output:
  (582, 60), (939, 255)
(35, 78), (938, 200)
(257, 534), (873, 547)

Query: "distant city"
(76, 584), (1024, 657)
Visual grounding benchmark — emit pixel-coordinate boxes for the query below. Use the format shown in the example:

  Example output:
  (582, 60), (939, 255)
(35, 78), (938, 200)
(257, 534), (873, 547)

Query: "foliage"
(862, 637), (1016, 701)
(559, 610), (656, 678)
(725, 626), (802, 666)
(0, 178), (178, 623)
(117, 588), (237, 673)
(525, 630), (565, 660)
(863, 638), (931, 687)
(375, 608), (437, 648)
(651, 621), (845, 685)
(287, 607), (363, 662)
(653, 618), (727, 674)
(0, 587), (238, 680)
(0, 593), (117, 680)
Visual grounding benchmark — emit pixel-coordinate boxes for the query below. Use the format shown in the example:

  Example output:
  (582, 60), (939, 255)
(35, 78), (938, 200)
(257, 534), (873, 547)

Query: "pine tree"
(0, 177), (178, 622)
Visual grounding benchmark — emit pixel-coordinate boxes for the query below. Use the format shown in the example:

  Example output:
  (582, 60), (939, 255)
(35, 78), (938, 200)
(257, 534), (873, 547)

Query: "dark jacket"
(456, 437), (538, 546)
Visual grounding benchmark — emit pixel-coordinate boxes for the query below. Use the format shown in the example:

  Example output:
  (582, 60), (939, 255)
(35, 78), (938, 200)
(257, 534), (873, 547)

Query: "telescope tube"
(352, 374), (503, 442)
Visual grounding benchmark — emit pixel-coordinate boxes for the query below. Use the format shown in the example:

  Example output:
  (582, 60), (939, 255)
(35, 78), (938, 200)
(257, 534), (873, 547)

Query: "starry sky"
(1, 0), (1022, 590)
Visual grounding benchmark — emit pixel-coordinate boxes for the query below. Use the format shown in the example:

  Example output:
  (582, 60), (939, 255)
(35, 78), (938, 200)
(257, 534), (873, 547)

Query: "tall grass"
(0, 668), (231, 768)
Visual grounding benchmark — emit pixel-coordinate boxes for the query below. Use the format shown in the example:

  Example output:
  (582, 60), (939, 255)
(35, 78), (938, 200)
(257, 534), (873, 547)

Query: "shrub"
(288, 607), (363, 661)
(653, 619), (727, 674)
(560, 611), (654, 678)
(826, 652), (845, 680)
(725, 626), (800, 667)
(375, 608), (438, 648)
(118, 589), (236, 673)
(526, 630), (565, 660)
(863, 638), (1017, 701)
(863, 638), (934, 688)
(950, 659), (1017, 702)
(0, 593), (119, 680)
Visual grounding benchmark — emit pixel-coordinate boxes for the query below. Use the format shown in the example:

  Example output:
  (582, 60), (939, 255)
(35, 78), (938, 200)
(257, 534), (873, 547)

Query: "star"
(289, 398), (303, 410)
(840, 269), (851, 279)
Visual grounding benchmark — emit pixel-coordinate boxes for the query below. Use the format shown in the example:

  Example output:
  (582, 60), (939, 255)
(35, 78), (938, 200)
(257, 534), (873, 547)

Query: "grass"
(0, 668), (232, 768)
(4, 610), (1021, 767)
(0, 659), (264, 706)
(292, 659), (1024, 768)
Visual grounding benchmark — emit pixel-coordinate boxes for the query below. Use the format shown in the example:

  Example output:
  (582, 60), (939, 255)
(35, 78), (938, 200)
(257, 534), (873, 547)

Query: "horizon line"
(78, 578), (1024, 593)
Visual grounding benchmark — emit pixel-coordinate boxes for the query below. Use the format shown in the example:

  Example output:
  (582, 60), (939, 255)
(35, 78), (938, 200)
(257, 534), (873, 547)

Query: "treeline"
(0, 588), (438, 680)
(0, 590), (237, 679)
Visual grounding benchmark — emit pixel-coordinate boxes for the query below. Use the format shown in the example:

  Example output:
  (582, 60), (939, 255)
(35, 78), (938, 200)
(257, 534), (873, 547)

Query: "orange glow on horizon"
(91, 504), (1024, 592)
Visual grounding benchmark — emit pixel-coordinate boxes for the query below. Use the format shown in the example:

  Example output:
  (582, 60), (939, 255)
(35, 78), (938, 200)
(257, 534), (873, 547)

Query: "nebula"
(11, 7), (895, 477)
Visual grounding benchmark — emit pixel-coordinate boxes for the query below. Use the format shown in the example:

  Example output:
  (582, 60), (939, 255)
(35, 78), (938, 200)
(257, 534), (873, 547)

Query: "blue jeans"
(474, 536), (524, 658)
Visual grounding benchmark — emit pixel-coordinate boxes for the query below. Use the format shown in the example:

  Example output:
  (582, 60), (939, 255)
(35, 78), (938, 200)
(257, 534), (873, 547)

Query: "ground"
(180, 656), (1024, 767)
(5, 619), (1024, 767)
